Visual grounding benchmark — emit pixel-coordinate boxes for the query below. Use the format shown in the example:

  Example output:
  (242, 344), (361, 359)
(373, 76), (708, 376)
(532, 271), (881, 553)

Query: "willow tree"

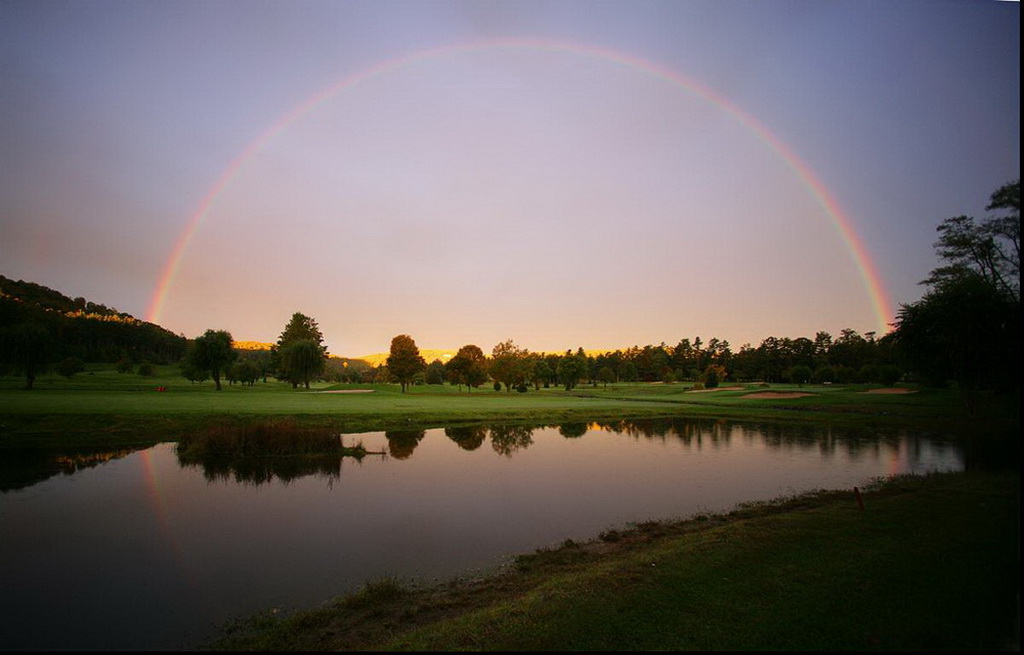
(186, 329), (236, 390)
(278, 338), (324, 389)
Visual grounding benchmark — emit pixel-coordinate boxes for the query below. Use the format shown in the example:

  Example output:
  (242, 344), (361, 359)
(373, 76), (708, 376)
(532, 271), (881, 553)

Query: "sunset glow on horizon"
(2, 1), (1018, 356)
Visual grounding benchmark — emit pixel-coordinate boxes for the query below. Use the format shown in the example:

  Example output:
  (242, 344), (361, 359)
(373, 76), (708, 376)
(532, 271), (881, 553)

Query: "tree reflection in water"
(167, 417), (961, 486)
(178, 454), (345, 486)
(174, 419), (379, 486)
(445, 425), (487, 451)
(557, 422), (588, 439)
(385, 429), (426, 460)
(489, 425), (534, 457)
(1, 447), (140, 492)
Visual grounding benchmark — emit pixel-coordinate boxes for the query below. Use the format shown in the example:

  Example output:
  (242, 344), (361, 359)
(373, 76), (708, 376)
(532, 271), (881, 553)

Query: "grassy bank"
(212, 470), (1019, 651)
(1, 364), (1017, 451)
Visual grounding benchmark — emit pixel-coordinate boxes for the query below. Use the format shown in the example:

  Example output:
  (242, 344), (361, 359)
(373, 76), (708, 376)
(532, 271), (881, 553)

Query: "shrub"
(493, 381), (502, 392)
(701, 364), (727, 388)
(115, 358), (133, 374)
(137, 362), (156, 377)
(56, 356), (85, 380)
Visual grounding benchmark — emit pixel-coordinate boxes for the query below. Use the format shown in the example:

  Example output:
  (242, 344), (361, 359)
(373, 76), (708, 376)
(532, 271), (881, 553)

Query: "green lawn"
(1, 364), (1016, 451)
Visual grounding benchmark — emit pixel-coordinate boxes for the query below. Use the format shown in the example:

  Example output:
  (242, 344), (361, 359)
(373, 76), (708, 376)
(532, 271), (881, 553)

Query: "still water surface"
(0, 418), (962, 650)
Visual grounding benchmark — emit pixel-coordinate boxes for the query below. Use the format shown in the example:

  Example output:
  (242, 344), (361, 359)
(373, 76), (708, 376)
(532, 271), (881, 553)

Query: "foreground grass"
(213, 470), (1019, 651)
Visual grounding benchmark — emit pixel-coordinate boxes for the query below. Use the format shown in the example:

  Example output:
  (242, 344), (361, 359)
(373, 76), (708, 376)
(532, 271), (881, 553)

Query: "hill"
(233, 341), (275, 351)
(357, 349), (457, 367)
(0, 274), (126, 318)
(0, 274), (187, 363)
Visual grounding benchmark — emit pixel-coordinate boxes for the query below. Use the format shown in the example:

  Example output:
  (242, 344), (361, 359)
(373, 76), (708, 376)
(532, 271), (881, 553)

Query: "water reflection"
(172, 420), (386, 486)
(1, 418), (966, 651)
(3, 418), (962, 492)
(558, 422), (589, 439)
(177, 454), (347, 486)
(385, 429), (426, 459)
(490, 424), (534, 456)
(0, 447), (139, 492)
(387, 418), (957, 464)
(445, 425), (487, 450)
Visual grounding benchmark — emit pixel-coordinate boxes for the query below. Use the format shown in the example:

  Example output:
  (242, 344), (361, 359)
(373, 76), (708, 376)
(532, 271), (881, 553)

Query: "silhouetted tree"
(387, 334), (425, 393)
(274, 312), (328, 388)
(185, 329), (236, 390)
(894, 180), (1020, 410)
(924, 179), (1019, 302)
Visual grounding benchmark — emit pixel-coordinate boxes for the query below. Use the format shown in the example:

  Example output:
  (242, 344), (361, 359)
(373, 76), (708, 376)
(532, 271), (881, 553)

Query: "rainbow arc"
(147, 38), (893, 334)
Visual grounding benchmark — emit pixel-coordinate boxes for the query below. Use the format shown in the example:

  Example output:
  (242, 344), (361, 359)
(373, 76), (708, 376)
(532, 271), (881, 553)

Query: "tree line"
(3, 181), (1017, 400)
(184, 180), (1017, 398)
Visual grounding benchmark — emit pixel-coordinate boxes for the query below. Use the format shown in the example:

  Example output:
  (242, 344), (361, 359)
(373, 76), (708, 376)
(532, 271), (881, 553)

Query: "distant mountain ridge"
(233, 341), (275, 351)
(357, 349), (458, 367)
(356, 347), (613, 367)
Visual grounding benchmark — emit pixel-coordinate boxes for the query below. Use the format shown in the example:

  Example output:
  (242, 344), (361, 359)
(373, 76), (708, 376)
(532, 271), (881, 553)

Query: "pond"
(0, 418), (963, 651)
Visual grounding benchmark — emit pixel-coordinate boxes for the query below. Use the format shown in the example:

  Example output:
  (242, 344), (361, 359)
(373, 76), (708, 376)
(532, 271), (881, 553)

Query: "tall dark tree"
(386, 334), (425, 393)
(276, 312), (327, 347)
(894, 181), (1020, 409)
(185, 329), (236, 390)
(274, 312), (328, 388)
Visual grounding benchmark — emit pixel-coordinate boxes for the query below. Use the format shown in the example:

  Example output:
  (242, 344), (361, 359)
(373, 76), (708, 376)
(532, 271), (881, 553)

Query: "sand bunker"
(860, 387), (917, 394)
(688, 386), (744, 393)
(317, 389), (375, 394)
(742, 391), (815, 399)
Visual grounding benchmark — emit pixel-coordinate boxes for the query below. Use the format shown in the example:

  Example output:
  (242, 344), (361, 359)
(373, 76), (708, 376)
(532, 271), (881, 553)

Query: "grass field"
(212, 470), (1020, 651)
(1, 362), (1017, 450)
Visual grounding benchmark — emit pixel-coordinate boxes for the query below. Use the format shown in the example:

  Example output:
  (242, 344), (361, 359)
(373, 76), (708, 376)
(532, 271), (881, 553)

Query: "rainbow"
(139, 445), (199, 589)
(146, 38), (894, 333)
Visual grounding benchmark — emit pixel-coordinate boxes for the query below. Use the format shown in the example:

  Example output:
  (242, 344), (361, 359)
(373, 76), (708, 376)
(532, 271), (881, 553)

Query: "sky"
(1, 0), (1019, 357)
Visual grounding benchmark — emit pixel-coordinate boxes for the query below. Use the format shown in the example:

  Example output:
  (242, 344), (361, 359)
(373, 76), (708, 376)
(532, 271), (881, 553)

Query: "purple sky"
(1, 0), (1019, 357)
